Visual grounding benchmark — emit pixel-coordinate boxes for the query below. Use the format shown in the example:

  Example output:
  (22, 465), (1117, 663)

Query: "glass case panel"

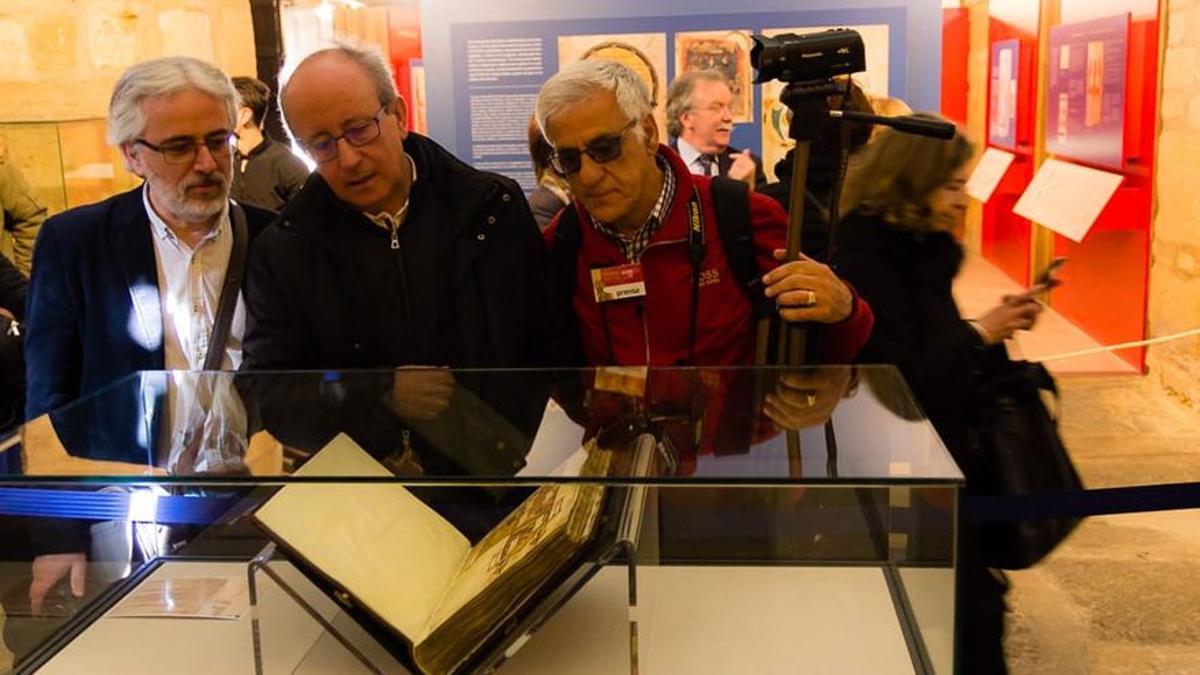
(0, 366), (962, 674)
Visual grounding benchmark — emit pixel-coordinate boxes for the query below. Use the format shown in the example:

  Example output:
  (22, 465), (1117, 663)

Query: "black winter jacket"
(243, 132), (563, 371)
(835, 211), (1008, 471)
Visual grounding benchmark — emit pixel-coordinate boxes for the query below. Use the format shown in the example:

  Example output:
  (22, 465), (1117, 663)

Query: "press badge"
(594, 366), (648, 397)
(591, 263), (647, 303)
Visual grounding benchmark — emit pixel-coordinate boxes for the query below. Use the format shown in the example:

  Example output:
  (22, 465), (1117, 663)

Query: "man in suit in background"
(23, 56), (275, 611)
(666, 70), (765, 186)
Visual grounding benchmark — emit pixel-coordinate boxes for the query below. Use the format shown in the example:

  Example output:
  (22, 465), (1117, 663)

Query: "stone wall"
(0, 0), (256, 123)
(0, 1), (256, 214)
(1149, 0), (1200, 406)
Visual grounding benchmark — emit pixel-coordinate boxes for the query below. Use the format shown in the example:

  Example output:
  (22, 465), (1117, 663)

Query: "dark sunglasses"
(549, 119), (637, 176)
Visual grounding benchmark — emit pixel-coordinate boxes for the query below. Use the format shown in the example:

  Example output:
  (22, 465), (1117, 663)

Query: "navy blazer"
(25, 186), (275, 426)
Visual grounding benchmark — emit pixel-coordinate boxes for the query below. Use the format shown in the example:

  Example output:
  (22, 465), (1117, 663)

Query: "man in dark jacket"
(244, 43), (556, 373)
(23, 56), (275, 614)
(27, 57), (276, 421)
(242, 43), (561, 497)
(230, 76), (310, 211)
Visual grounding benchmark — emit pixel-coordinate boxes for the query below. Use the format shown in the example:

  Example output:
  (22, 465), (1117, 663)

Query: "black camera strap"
(685, 187), (705, 365)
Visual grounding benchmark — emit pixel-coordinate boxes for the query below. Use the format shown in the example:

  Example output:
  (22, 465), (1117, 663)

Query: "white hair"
(277, 39), (399, 141)
(665, 70), (730, 138)
(535, 59), (652, 143)
(107, 56), (238, 146)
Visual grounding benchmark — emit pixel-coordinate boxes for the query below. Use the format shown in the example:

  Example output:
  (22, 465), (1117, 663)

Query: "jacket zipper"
(386, 216), (415, 356)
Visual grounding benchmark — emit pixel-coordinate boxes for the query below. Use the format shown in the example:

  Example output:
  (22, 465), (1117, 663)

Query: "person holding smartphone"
(833, 116), (1045, 675)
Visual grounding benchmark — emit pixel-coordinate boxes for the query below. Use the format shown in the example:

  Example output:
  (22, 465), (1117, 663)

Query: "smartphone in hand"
(1006, 257), (1067, 304)
(1035, 257), (1067, 286)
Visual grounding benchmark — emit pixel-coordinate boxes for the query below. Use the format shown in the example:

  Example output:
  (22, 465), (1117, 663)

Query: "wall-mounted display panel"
(1044, 14), (1129, 170)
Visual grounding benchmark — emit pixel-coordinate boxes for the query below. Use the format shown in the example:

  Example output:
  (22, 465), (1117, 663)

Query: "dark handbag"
(970, 360), (1083, 570)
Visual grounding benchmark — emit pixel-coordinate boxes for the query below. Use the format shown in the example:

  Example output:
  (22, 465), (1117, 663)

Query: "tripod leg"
(778, 140), (811, 366)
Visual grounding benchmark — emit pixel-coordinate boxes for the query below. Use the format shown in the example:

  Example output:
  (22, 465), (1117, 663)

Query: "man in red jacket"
(536, 59), (872, 367)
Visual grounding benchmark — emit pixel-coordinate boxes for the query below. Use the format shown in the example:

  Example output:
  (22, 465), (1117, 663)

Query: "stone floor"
(1003, 375), (1200, 674)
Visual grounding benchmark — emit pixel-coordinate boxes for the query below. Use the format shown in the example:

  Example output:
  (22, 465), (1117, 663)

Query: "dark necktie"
(699, 154), (715, 177)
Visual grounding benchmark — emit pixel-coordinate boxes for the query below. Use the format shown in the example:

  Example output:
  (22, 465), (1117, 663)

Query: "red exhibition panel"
(1046, 14), (1158, 370)
(388, 5), (424, 128)
(981, 156), (1033, 284)
(980, 17), (1038, 285)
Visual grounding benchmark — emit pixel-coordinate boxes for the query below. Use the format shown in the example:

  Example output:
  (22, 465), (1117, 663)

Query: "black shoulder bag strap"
(203, 203), (249, 371)
(709, 177), (773, 319)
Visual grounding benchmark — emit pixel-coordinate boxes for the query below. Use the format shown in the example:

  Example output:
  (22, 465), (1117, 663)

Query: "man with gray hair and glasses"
(666, 70), (764, 185)
(243, 42), (556, 373)
(23, 56), (276, 610)
(240, 42), (563, 539)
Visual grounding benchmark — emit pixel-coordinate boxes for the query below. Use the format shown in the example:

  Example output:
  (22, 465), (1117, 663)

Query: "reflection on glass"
(7, 367), (962, 483)
(0, 367), (963, 674)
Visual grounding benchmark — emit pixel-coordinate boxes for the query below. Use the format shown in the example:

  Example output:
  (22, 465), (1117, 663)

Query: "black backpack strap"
(710, 177), (773, 319)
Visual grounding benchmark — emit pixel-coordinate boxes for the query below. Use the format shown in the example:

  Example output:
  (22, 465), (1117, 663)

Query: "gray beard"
(170, 184), (229, 222)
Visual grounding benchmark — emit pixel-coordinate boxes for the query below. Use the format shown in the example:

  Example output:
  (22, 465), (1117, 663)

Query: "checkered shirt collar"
(589, 156), (675, 262)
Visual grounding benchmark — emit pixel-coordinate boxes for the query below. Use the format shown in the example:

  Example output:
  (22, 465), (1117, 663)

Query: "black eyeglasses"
(134, 131), (238, 165)
(301, 105), (390, 163)
(549, 119), (637, 176)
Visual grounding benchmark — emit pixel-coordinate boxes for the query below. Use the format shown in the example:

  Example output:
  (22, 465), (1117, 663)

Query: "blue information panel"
(448, 10), (907, 191)
(1045, 14), (1129, 170)
(989, 39), (1020, 150)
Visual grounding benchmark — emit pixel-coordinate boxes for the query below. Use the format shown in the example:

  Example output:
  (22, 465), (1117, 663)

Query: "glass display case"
(0, 366), (962, 674)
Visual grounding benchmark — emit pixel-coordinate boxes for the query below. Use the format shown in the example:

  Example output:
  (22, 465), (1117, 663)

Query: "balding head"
(278, 42), (411, 215)
(279, 42), (399, 141)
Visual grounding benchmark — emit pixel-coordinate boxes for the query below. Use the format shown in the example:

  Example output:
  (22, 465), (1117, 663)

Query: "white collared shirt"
(365, 152), (418, 232)
(143, 185), (243, 371)
(675, 137), (711, 177)
(143, 186), (248, 474)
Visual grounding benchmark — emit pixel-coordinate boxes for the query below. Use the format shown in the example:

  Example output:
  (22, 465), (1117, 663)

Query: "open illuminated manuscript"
(252, 433), (611, 675)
